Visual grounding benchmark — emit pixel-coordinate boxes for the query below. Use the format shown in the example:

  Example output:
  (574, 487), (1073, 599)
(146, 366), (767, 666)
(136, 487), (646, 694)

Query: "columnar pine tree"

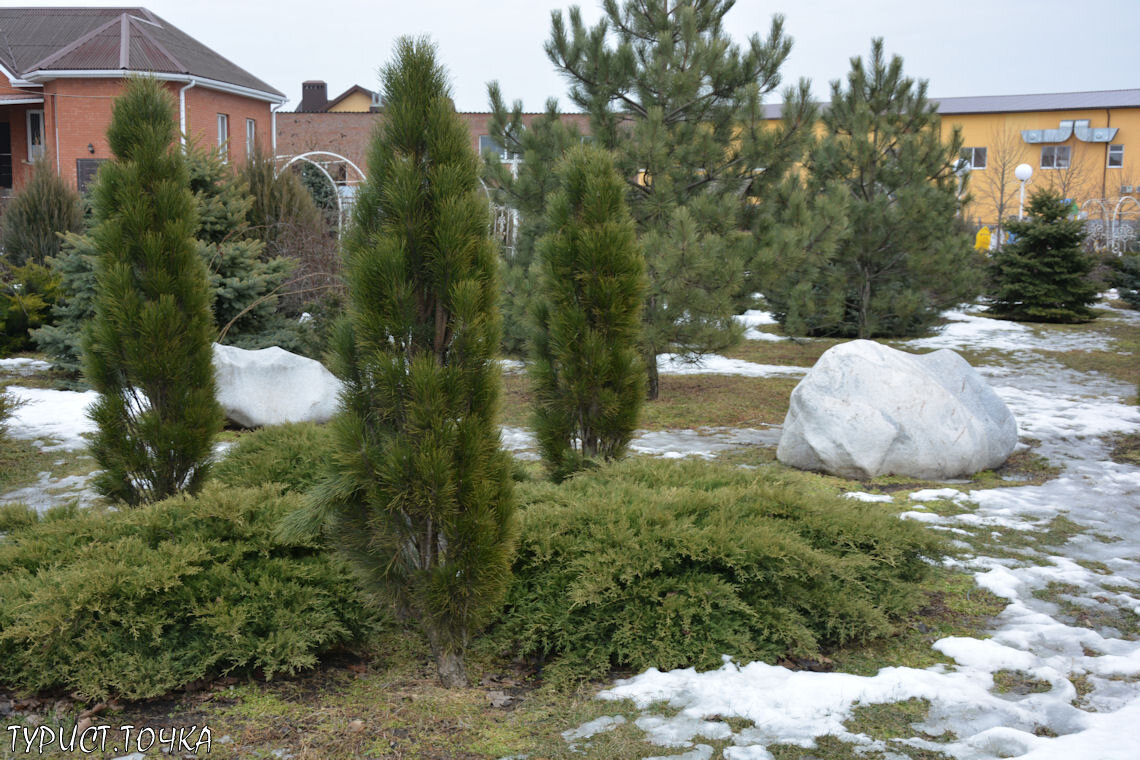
(313, 38), (515, 687)
(988, 189), (1099, 322)
(767, 39), (980, 338)
(545, 0), (817, 398)
(531, 144), (646, 481)
(82, 77), (221, 505)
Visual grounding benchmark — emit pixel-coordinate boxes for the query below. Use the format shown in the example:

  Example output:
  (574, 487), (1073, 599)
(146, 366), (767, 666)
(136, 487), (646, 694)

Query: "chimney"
(300, 80), (328, 112)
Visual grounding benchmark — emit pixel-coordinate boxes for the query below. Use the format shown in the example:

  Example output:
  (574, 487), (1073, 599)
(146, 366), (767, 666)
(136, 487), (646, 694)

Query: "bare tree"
(967, 126), (1027, 250)
(1039, 142), (1098, 207)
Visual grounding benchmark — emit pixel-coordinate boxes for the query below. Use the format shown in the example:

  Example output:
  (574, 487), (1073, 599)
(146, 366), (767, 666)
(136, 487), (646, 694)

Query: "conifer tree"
(767, 39), (980, 338)
(82, 77), (222, 505)
(544, 0), (816, 398)
(0, 161), (84, 267)
(988, 189), (1099, 322)
(483, 90), (584, 355)
(530, 144), (645, 481)
(186, 143), (293, 347)
(309, 38), (515, 687)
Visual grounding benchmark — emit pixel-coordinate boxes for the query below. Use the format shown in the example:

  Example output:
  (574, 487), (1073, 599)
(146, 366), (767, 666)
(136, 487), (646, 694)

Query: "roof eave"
(23, 69), (286, 104)
(0, 61), (40, 88)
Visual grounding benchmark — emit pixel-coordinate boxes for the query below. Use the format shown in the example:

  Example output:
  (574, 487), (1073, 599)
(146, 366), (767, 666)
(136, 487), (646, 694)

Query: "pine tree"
(769, 39), (980, 338)
(483, 89), (584, 355)
(1112, 253), (1140, 310)
(545, 0), (814, 398)
(82, 77), (222, 505)
(308, 38), (515, 687)
(0, 161), (85, 267)
(530, 144), (645, 481)
(988, 189), (1099, 322)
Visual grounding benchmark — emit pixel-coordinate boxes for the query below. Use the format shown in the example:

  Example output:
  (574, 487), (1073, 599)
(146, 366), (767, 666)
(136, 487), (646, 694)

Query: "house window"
(26, 110), (45, 163)
(1040, 145), (1070, 169)
(960, 146), (987, 170)
(217, 113), (229, 160)
(1108, 144), (1124, 168)
(479, 135), (505, 159)
(246, 118), (256, 159)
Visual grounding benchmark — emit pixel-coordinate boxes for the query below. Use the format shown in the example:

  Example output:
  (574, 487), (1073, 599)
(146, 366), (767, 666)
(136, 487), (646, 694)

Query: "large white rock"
(212, 344), (342, 428)
(777, 340), (1017, 479)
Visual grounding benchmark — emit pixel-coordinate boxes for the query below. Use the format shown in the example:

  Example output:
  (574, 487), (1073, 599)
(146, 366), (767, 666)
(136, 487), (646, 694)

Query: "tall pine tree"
(305, 38), (515, 687)
(530, 144), (645, 481)
(544, 0), (816, 398)
(82, 77), (222, 505)
(767, 39), (979, 338)
(988, 189), (1099, 322)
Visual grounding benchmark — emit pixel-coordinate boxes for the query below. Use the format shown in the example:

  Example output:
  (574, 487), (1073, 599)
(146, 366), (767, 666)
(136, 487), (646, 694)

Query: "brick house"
(0, 6), (285, 195)
(276, 80), (591, 175)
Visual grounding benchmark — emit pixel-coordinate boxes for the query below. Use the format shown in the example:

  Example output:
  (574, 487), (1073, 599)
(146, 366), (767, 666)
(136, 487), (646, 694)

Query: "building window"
(1040, 145), (1070, 169)
(246, 118), (256, 159)
(1108, 144), (1124, 168)
(217, 113), (229, 160)
(479, 135), (505, 159)
(26, 110), (45, 163)
(960, 146), (987, 170)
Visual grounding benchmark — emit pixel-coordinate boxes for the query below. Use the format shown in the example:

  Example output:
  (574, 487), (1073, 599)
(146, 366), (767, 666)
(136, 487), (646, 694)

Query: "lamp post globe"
(1015, 163), (1034, 219)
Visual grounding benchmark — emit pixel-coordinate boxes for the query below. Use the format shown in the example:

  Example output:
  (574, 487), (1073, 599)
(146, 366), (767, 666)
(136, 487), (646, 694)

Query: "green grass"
(502, 371), (799, 430)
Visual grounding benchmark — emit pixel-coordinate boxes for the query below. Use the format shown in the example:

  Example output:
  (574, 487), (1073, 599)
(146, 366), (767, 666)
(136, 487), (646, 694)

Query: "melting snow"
(0, 357), (53, 375)
(564, 307), (1140, 759)
(657, 353), (806, 378)
(4, 386), (97, 450)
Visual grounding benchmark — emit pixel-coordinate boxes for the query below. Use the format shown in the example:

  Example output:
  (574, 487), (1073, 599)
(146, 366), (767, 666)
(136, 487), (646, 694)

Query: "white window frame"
(245, 118), (256, 159)
(217, 113), (229, 161)
(960, 146), (987, 170)
(26, 109), (45, 163)
(1108, 144), (1124, 169)
(1040, 145), (1071, 170)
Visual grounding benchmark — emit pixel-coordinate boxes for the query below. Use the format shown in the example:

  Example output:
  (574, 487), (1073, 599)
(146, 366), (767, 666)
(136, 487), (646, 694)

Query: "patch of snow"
(657, 353), (806, 378)
(734, 310), (786, 341)
(561, 714), (626, 742)
(0, 470), (99, 514)
(843, 491), (893, 503)
(629, 427), (782, 460)
(910, 488), (969, 502)
(905, 307), (1113, 353)
(4, 386), (97, 450)
(0, 357), (52, 374)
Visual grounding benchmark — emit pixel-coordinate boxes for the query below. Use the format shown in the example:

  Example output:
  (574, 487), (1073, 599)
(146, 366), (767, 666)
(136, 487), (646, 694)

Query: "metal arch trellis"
(1081, 196), (1140, 255)
(274, 151), (367, 234)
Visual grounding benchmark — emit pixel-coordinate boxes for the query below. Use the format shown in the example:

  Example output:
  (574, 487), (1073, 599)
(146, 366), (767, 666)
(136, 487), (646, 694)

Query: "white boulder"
(212, 344), (342, 428)
(777, 340), (1017, 479)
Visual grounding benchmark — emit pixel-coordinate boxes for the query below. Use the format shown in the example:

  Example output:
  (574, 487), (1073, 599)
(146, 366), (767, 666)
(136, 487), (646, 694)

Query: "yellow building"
(936, 90), (1140, 236)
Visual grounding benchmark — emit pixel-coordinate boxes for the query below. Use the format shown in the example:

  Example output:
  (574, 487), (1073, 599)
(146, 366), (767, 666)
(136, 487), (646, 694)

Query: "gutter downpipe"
(179, 79), (197, 149)
(52, 92), (60, 175)
(271, 102), (284, 157)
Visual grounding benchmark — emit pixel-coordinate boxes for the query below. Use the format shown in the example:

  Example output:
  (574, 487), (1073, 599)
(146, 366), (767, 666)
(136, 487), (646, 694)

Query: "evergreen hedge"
(490, 458), (946, 683)
(0, 484), (374, 701)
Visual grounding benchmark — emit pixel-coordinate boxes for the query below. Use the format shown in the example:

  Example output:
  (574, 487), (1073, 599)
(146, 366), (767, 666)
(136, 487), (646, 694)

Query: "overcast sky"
(14, 0), (1140, 111)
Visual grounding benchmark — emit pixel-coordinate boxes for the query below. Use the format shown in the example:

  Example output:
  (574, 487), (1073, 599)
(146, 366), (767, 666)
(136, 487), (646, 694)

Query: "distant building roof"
(0, 7), (284, 102)
(762, 89), (1140, 119)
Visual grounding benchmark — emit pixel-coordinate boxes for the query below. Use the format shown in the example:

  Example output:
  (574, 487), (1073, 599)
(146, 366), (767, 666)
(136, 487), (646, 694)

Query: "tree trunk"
(858, 269), (872, 339)
(428, 631), (468, 688)
(644, 351), (660, 401)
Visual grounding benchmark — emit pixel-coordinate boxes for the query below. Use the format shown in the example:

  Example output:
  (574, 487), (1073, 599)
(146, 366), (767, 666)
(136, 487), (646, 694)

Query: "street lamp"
(1015, 163), (1033, 220)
